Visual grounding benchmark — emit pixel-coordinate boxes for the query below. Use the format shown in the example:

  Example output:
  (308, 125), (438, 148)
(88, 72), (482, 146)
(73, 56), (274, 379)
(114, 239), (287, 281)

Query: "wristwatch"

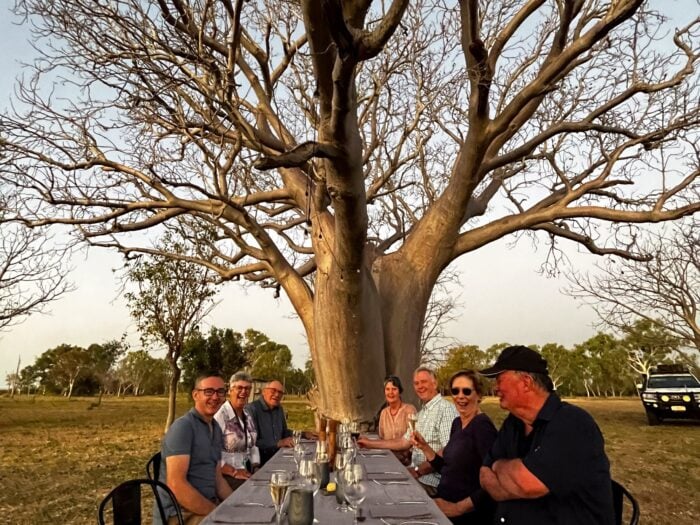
(413, 466), (420, 476)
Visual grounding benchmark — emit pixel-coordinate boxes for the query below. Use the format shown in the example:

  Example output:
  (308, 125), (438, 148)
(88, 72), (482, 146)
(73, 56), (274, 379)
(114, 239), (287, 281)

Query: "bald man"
(246, 380), (294, 465)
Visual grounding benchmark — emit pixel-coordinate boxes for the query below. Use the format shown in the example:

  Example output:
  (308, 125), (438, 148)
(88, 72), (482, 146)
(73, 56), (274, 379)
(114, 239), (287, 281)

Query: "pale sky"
(6, 1), (682, 385)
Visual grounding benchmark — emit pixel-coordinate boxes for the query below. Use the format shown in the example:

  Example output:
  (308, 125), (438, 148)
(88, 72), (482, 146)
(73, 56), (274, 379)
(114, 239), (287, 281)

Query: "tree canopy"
(1, 0), (698, 420)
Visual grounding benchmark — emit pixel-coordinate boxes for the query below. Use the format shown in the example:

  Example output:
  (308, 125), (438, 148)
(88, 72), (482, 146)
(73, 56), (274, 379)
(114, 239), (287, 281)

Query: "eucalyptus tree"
(124, 239), (217, 430)
(1, 0), (698, 420)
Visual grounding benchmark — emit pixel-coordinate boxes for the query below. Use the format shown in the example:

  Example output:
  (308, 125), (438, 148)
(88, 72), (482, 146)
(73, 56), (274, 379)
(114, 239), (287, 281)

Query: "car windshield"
(647, 375), (700, 388)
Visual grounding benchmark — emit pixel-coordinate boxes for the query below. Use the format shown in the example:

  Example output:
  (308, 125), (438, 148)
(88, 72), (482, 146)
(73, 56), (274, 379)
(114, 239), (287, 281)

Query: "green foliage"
(180, 327), (248, 388)
(436, 344), (489, 389)
(244, 329), (294, 380)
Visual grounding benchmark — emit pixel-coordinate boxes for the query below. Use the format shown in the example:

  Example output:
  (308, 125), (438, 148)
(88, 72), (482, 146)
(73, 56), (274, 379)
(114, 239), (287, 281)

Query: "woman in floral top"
(213, 371), (259, 490)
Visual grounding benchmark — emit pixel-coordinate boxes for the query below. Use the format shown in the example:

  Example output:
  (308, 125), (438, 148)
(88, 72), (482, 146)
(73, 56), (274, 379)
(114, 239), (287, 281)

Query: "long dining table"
(201, 440), (452, 525)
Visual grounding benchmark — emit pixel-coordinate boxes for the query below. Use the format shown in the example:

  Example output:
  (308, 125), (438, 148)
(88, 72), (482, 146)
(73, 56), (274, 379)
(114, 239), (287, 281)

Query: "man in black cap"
(478, 345), (614, 525)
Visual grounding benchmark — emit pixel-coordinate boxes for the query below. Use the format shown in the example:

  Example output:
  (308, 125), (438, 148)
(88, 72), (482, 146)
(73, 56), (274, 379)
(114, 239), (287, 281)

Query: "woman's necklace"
(388, 403), (402, 417)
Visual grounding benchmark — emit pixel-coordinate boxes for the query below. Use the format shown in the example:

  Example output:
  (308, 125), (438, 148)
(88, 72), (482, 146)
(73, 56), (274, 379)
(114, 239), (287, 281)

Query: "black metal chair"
(146, 451), (161, 481)
(612, 479), (640, 525)
(97, 478), (184, 525)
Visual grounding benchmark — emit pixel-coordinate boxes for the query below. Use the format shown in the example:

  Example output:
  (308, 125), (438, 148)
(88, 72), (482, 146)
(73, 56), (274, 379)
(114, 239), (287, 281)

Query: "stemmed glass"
(334, 452), (350, 512)
(343, 464), (367, 525)
(292, 429), (303, 447)
(293, 442), (306, 472)
(270, 471), (291, 525)
(298, 459), (321, 523)
(407, 413), (418, 455)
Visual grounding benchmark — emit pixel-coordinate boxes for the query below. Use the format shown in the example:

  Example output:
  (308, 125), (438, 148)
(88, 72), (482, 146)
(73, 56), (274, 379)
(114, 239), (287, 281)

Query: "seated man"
(155, 372), (233, 525)
(246, 380), (295, 465)
(479, 346), (614, 525)
(357, 366), (457, 496)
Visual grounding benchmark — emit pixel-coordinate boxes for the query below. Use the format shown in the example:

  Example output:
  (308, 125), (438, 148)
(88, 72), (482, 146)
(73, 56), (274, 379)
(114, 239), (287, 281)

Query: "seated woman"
(213, 371), (259, 490)
(411, 370), (497, 525)
(376, 375), (417, 465)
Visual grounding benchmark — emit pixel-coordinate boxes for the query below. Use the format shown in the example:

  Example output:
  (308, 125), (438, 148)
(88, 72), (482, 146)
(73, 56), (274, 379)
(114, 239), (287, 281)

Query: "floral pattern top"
(213, 400), (258, 453)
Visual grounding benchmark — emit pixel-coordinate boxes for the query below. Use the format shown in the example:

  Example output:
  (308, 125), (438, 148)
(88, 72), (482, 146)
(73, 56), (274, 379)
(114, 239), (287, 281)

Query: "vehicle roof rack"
(651, 364), (690, 374)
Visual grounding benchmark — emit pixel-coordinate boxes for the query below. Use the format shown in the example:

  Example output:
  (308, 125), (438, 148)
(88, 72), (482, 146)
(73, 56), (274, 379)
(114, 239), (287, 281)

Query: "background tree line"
(4, 327), (314, 399)
(437, 319), (698, 397)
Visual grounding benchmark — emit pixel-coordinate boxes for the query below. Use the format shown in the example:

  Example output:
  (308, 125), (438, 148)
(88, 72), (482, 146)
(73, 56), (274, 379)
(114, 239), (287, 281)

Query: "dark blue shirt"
(430, 413), (497, 524)
(246, 397), (292, 464)
(484, 394), (614, 525)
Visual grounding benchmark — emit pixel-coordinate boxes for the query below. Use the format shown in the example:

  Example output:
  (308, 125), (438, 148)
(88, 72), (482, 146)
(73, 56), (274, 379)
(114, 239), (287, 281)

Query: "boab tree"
(1, 0), (698, 421)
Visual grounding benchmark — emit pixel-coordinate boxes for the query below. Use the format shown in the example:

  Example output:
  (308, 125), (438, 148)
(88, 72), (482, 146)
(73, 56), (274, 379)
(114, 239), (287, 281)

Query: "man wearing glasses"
(156, 371), (233, 525)
(246, 380), (295, 465)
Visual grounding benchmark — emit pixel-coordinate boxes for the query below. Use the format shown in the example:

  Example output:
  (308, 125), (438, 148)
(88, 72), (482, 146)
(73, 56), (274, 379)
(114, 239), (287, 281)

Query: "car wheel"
(646, 410), (661, 426)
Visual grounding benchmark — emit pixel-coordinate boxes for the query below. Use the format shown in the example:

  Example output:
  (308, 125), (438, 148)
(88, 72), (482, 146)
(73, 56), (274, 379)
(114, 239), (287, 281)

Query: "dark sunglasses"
(450, 387), (473, 396)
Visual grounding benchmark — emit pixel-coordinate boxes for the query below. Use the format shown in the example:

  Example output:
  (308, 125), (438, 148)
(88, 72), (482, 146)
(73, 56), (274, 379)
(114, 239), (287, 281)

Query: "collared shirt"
(405, 393), (458, 487)
(213, 401), (258, 453)
(155, 408), (223, 524)
(246, 397), (292, 464)
(484, 394), (615, 525)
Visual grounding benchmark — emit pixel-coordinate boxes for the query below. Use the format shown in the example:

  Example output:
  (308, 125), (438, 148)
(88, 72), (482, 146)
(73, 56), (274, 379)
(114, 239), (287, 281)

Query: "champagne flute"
(343, 464), (367, 525)
(270, 471), (291, 525)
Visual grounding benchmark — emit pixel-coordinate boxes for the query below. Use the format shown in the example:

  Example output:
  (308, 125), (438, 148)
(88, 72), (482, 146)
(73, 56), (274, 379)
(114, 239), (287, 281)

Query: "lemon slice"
(326, 482), (336, 493)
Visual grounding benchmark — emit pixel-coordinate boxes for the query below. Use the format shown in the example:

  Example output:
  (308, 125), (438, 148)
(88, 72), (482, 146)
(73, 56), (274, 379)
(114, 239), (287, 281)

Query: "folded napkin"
(369, 504), (433, 519)
(367, 472), (410, 481)
(212, 506), (275, 523)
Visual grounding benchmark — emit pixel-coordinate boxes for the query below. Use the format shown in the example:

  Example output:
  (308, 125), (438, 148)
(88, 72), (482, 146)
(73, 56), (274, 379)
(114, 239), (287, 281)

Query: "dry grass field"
(0, 394), (697, 524)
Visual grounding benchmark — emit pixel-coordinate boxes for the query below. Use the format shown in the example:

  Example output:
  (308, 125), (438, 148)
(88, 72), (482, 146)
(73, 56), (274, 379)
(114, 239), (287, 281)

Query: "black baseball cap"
(479, 345), (549, 377)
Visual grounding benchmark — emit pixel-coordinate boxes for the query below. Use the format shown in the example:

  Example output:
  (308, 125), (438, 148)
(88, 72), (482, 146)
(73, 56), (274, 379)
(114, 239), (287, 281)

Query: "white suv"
(640, 366), (700, 425)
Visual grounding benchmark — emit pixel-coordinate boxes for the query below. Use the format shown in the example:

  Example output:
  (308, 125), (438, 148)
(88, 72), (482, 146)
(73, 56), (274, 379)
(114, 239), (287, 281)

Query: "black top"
(484, 394), (615, 525)
(429, 413), (497, 525)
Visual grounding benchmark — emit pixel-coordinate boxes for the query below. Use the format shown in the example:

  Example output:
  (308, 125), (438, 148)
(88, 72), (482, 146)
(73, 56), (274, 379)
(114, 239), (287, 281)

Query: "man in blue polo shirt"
(156, 372), (233, 525)
(479, 346), (614, 525)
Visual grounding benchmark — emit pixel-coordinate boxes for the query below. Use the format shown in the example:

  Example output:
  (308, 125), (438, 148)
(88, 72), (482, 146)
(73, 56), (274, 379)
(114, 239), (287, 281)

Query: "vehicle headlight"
(682, 395), (691, 402)
(642, 394), (656, 402)
(660, 395), (670, 402)
(694, 393), (700, 402)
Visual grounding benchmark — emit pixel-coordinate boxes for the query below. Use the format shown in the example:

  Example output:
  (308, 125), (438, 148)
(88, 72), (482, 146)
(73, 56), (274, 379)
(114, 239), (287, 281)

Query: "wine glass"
(342, 464), (367, 525)
(292, 429), (303, 447)
(334, 453), (350, 512)
(298, 459), (320, 523)
(293, 442), (306, 471)
(270, 471), (291, 525)
(407, 412), (418, 455)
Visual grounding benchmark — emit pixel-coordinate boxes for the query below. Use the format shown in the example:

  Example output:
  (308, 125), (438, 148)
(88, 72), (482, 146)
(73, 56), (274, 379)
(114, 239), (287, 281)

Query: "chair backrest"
(612, 479), (640, 525)
(97, 478), (184, 525)
(146, 452), (161, 481)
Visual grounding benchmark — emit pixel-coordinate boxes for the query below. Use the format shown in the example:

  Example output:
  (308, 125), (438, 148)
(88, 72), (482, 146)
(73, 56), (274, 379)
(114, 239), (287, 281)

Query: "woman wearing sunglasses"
(411, 370), (497, 525)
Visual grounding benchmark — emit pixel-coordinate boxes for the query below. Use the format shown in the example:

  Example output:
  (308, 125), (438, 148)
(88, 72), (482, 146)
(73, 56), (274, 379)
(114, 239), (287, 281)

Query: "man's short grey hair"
(229, 371), (253, 385)
(516, 371), (554, 393)
(413, 366), (437, 379)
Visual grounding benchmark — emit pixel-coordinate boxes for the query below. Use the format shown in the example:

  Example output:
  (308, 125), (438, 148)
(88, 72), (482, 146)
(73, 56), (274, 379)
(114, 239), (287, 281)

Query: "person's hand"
(434, 498), (464, 517)
(356, 436), (371, 448)
(221, 464), (236, 477)
(303, 431), (318, 440)
(410, 431), (428, 450)
(407, 466), (419, 479)
(278, 437), (294, 448)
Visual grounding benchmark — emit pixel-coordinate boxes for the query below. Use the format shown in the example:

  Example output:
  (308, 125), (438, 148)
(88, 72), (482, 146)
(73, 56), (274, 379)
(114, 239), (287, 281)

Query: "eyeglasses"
(265, 388), (285, 395)
(197, 388), (227, 397)
(450, 387), (474, 396)
(231, 385), (252, 392)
